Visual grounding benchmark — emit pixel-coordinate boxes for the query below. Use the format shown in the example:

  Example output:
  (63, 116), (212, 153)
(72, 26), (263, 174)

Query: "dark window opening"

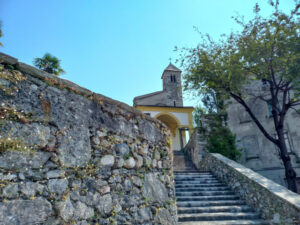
(174, 101), (176, 106)
(267, 100), (273, 117)
(170, 75), (177, 83)
(144, 113), (151, 116)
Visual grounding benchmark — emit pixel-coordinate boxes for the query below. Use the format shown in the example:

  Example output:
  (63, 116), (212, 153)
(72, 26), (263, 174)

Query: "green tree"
(193, 91), (241, 161)
(0, 21), (3, 47)
(180, 1), (300, 192)
(33, 53), (65, 76)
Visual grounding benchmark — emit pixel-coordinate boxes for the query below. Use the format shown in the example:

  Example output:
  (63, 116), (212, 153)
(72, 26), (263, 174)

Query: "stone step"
(175, 178), (220, 182)
(179, 219), (268, 225)
(178, 212), (260, 222)
(176, 191), (235, 196)
(175, 183), (225, 188)
(177, 205), (253, 214)
(175, 175), (217, 178)
(176, 187), (229, 192)
(175, 179), (220, 184)
(177, 195), (240, 202)
(174, 170), (210, 173)
(176, 200), (246, 207)
(175, 173), (215, 178)
(175, 166), (264, 224)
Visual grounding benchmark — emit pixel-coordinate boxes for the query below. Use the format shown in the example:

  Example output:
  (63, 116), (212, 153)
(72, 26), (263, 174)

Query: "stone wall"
(185, 130), (300, 224)
(0, 52), (177, 225)
(183, 128), (206, 169)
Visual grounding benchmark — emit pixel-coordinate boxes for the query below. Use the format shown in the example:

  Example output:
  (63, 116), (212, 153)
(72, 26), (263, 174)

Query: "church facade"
(133, 63), (193, 151)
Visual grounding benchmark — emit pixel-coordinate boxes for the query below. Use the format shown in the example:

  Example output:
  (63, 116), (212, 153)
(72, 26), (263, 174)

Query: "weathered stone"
(56, 127), (91, 167)
(157, 160), (162, 168)
(44, 161), (58, 169)
(143, 173), (168, 203)
(144, 156), (152, 168)
(71, 179), (82, 188)
(44, 217), (61, 225)
(70, 191), (81, 201)
(154, 151), (161, 160)
(117, 158), (124, 168)
(140, 121), (157, 142)
(132, 176), (143, 187)
(23, 169), (44, 181)
(96, 194), (112, 216)
(74, 201), (94, 220)
(0, 173), (17, 181)
(2, 122), (51, 148)
(123, 157), (136, 169)
(98, 218), (110, 225)
(100, 155), (115, 167)
(75, 221), (89, 225)
(137, 207), (151, 223)
(48, 179), (68, 194)
(115, 143), (130, 156)
(135, 155), (143, 168)
(2, 183), (19, 198)
(138, 146), (148, 156)
(154, 208), (175, 225)
(91, 136), (100, 145)
(99, 185), (110, 195)
(80, 192), (100, 206)
(46, 169), (65, 179)
(20, 181), (44, 197)
(18, 173), (25, 180)
(0, 151), (51, 170)
(96, 130), (107, 137)
(152, 159), (157, 168)
(0, 198), (53, 225)
(56, 197), (74, 222)
(124, 179), (133, 192)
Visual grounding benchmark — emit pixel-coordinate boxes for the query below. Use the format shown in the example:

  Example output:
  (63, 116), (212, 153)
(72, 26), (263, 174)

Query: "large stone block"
(0, 198), (53, 225)
(142, 173), (168, 203)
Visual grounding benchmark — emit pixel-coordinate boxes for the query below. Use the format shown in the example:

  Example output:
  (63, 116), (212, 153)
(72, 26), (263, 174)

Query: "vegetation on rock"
(33, 53), (65, 76)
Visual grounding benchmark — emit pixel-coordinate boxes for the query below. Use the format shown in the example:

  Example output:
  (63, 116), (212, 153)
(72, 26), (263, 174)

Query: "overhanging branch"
(230, 92), (278, 145)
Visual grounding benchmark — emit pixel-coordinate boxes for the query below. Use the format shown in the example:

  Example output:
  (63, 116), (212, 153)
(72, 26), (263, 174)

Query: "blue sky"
(0, 0), (296, 106)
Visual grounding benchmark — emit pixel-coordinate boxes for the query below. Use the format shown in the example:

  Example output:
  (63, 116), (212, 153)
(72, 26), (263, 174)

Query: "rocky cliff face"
(0, 53), (177, 225)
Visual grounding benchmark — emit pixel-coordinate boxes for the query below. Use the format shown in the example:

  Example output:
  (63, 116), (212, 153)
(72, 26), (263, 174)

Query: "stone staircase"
(174, 152), (267, 224)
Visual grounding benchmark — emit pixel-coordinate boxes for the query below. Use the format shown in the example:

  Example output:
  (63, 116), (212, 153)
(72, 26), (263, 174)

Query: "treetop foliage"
(180, 1), (300, 104)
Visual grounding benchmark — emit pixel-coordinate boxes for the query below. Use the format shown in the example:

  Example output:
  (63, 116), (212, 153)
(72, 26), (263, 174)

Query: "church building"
(133, 63), (193, 151)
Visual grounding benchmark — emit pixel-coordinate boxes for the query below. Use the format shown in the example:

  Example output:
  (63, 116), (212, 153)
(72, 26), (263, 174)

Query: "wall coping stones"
(0, 52), (165, 127)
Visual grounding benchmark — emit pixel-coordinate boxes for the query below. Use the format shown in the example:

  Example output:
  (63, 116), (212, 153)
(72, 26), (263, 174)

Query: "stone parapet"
(183, 128), (207, 169)
(0, 52), (177, 224)
(184, 129), (300, 224)
(199, 153), (300, 224)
